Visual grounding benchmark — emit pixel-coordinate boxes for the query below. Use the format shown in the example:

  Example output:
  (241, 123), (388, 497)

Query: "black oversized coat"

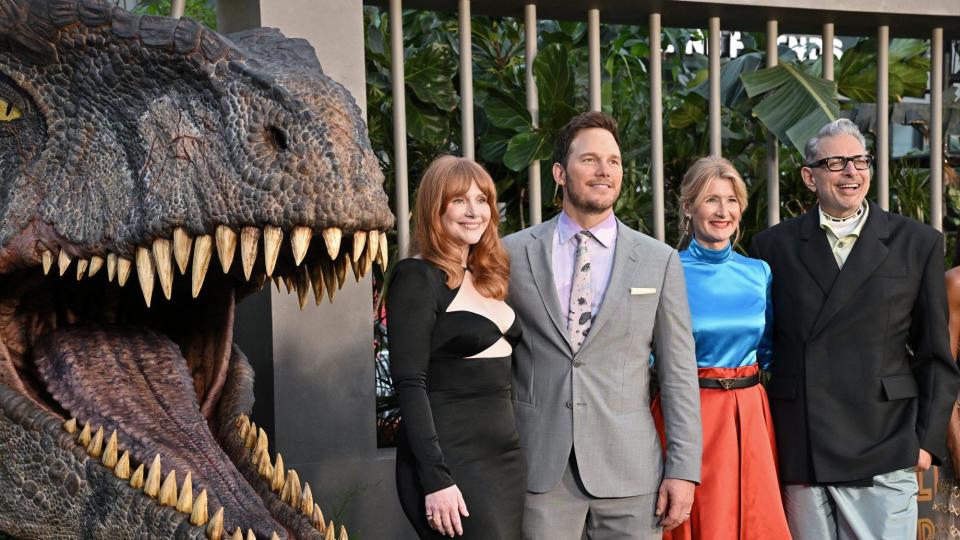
(750, 202), (959, 484)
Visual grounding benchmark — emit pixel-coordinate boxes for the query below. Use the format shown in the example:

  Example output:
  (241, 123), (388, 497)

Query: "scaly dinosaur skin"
(0, 1), (394, 538)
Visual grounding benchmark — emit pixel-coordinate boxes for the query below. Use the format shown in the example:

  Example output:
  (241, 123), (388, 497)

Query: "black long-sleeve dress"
(387, 258), (525, 539)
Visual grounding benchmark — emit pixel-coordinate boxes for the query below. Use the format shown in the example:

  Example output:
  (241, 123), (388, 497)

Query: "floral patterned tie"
(568, 231), (593, 352)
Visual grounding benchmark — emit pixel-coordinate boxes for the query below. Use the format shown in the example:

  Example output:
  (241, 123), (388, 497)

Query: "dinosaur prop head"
(0, 1), (393, 538)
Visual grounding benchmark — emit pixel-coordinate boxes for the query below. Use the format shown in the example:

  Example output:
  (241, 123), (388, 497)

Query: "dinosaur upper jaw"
(0, 219), (384, 539)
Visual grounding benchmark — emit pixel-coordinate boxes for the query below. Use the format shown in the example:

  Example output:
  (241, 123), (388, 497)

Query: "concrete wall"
(219, 2), (414, 538)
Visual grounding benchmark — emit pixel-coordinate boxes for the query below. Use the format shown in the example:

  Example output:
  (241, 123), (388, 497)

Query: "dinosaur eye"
(266, 126), (288, 152)
(0, 98), (21, 122)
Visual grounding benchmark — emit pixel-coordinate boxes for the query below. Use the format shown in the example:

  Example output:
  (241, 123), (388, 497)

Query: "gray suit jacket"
(504, 216), (701, 497)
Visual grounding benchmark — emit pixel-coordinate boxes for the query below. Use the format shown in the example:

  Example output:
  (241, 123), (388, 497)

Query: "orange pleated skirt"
(652, 365), (791, 540)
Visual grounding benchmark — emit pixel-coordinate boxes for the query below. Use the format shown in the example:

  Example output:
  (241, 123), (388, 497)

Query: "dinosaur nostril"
(266, 126), (288, 152)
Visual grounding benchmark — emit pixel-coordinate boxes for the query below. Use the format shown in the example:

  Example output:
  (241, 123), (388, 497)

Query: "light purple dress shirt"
(553, 211), (618, 321)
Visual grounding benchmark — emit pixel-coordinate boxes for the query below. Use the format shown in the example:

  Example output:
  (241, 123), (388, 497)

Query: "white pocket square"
(630, 287), (657, 295)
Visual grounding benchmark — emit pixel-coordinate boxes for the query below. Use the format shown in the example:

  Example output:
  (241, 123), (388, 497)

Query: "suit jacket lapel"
(799, 206), (839, 297)
(579, 220), (639, 352)
(810, 204), (890, 338)
(525, 217), (572, 351)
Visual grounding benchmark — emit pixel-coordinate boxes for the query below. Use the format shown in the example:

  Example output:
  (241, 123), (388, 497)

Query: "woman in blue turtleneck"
(655, 157), (790, 540)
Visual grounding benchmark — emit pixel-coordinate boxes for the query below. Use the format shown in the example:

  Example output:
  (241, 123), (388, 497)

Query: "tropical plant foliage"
(365, 8), (957, 443)
(130, 0), (218, 29)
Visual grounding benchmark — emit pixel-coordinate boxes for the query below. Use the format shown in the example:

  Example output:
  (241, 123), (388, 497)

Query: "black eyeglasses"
(806, 154), (873, 172)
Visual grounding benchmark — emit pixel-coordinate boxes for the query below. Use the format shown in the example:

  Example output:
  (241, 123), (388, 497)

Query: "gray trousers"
(783, 468), (918, 540)
(523, 459), (661, 540)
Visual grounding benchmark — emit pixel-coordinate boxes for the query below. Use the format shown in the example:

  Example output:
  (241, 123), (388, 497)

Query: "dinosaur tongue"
(33, 323), (286, 538)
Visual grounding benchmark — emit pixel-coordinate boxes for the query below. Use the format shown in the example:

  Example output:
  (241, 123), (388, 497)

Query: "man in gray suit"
(503, 111), (702, 539)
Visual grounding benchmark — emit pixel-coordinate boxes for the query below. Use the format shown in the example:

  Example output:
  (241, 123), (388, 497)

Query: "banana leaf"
(741, 63), (839, 154)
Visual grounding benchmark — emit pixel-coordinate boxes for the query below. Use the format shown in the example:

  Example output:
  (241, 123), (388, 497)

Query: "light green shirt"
(819, 202), (869, 269)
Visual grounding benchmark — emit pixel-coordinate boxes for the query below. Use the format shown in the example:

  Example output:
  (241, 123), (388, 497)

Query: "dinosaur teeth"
(291, 225), (313, 266)
(174, 227), (192, 274)
(287, 470), (302, 508)
(78, 421), (92, 446)
(115, 451), (131, 480)
(192, 235), (213, 298)
(350, 256), (361, 283)
(272, 453), (285, 492)
(338, 525), (348, 540)
(107, 253), (118, 282)
(237, 414), (251, 441)
(378, 232), (388, 270)
(144, 454), (162, 498)
(206, 507), (224, 540)
(244, 421), (258, 449)
(76, 258), (89, 281)
(89, 255), (104, 277)
(136, 247), (155, 307)
(130, 464), (145, 489)
(359, 250), (372, 279)
(240, 227), (261, 280)
(153, 238), (174, 300)
(41, 249), (53, 275)
(335, 256), (348, 291)
(159, 469), (178, 506)
(63, 417), (77, 434)
(86, 426), (104, 457)
(253, 447), (269, 470)
(230, 528), (243, 540)
(58, 249), (72, 276)
(296, 265), (311, 309)
(310, 262), (325, 306)
(117, 257), (133, 287)
(368, 230), (380, 263)
(102, 430), (118, 468)
(263, 225), (283, 276)
(177, 471), (193, 513)
(271, 533), (280, 540)
(191, 489), (209, 526)
(216, 225), (237, 273)
(312, 504), (325, 532)
(301, 482), (314, 516)
(260, 456), (274, 481)
(322, 227), (342, 260)
(352, 231), (367, 262)
(255, 427), (268, 457)
(321, 260), (335, 303)
(324, 521), (335, 540)
(246, 530), (255, 540)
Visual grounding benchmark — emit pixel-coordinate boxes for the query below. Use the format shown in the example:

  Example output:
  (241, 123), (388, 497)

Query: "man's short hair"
(553, 111), (621, 168)
(804, 118), (867, 164)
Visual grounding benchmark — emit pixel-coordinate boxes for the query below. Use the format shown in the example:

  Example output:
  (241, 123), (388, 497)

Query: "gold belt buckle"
(718, 378), (736, 390)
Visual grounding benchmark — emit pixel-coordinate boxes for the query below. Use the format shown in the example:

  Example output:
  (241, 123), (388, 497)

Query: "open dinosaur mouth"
(0, 221), (385, 539)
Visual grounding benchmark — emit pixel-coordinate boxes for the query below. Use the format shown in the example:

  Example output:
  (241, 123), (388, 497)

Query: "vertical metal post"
(650, 13), (665, 242)
(931, 27), (944, 231)
(877, 25), (889, 211)
(588, 9), (601, 112)
(170, 0), (185, 18)
(525, 4), (541, 225)
(459, 0), (474, 159)
(766, 19), (779, 226)
(822, 23), (834, 80)
(390, 0), (410, 257)
(708, 16), (721, 157)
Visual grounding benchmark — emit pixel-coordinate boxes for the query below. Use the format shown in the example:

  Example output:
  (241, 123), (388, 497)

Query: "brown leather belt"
(698, 373), (760, 390)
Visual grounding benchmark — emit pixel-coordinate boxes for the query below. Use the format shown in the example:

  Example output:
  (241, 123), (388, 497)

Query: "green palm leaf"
(741, 63), (839, 154)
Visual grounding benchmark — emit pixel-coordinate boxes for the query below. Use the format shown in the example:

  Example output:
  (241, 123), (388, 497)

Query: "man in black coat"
(750, 118), (959, 539)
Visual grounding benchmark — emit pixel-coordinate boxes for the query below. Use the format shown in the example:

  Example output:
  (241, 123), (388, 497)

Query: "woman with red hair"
(388, 156), (523, 538)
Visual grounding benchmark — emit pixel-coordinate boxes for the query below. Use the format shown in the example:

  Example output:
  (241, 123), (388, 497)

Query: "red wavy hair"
(411, 156), (510, 300)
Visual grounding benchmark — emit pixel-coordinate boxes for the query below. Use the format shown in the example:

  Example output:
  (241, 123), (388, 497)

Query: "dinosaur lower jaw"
(0, 266), (336, 539)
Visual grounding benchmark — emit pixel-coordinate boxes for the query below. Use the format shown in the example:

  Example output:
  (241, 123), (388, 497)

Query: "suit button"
(565, 400), (573, 409)
(573, 360), (584, 368)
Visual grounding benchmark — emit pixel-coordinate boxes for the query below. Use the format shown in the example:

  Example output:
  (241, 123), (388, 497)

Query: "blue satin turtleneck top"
(680, 237), (773, 370)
